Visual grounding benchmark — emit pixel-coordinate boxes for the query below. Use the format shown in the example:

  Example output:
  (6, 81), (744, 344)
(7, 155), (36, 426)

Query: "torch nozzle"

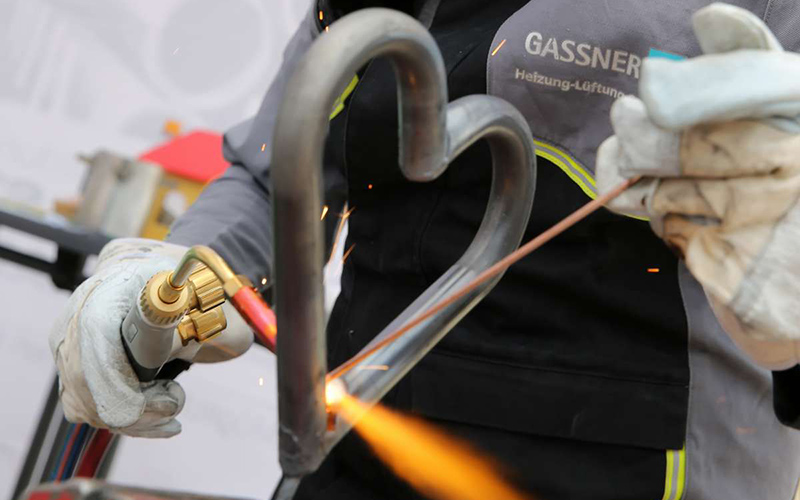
(157, 273), (186, 304)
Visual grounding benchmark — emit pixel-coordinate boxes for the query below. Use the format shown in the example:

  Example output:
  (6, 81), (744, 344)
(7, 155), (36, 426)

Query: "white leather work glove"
(596, 3), (800, 370)
(49, 238), (254, 437)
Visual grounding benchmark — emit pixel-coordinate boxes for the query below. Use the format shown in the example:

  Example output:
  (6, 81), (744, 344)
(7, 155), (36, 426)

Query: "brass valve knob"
(187, 265), (225, 311)
(174, 265), (228, 345)
(148, 263), (235, 346)
(177, 307), (227, 345)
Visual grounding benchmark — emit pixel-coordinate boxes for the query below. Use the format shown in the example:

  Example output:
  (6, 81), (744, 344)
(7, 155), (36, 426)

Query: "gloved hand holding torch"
(597, 3), (800, 369)
(49, 238), (254, 438)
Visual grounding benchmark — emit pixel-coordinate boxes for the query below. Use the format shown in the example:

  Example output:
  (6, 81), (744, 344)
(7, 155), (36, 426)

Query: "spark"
(173, 47), (180, 55)
(164, 120), (182, 137)
(335, 394), (532, 500)
(258, 377), (264, 386)
(321, 205), (329, 220)
(491, 39), (507, 57)
(261, 143), (266, 152)
(319, 10), (324, 21)
(325, 26), (330, 33)
(368, 184), (373, 190)
(327, 204), (355, 266)
(342, 243), (356, 264)
(647, 268), (660, 273)
(261, 277), (268, 285)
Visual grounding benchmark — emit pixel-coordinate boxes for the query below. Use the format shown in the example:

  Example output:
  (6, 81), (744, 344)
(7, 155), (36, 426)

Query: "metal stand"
(0, 205), (112, 500)
(11, 379), (63, 500)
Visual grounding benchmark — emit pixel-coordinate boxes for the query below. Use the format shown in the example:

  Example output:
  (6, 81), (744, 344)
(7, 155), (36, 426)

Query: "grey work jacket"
(169, 2), (800, 498)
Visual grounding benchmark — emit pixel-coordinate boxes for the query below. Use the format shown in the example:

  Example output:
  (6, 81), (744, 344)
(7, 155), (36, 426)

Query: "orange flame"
(334, 394), (533, 500)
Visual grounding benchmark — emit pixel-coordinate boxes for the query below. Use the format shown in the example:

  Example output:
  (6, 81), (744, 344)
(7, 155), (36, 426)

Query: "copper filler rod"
(327, 175), (642, 382)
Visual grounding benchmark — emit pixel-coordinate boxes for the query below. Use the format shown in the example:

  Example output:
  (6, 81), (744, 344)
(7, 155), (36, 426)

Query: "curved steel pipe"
(271, 8), (536, 478)
(326, 94), (536, 448)
(271, 8), (447, 477)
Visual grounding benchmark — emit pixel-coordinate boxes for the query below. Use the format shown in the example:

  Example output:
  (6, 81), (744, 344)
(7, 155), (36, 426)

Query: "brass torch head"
(175, 263), (229, 345)
(142, 271), (191, 325)
(163, 247), (255, 346)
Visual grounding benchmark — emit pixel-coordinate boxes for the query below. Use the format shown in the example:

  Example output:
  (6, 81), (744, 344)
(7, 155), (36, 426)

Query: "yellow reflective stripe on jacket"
(533, 139), (649, 222)
(330, 75), (360, 120)
(533, 139), (598, 199)
(662, 447), (687, 500)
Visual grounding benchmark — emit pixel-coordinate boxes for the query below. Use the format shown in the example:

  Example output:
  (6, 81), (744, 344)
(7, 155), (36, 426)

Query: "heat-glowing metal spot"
(491, 39), (507, 56)
(325, 379), (348, 408)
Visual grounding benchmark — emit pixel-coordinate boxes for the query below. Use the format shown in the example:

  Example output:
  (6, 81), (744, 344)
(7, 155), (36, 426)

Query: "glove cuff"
(707, 291), (800, 370)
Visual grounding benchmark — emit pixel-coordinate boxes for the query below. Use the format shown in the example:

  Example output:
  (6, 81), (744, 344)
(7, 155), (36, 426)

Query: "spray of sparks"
(327, 204), (355, 267)
(332, 394), (532, 500)
(318, 178), (641, 500)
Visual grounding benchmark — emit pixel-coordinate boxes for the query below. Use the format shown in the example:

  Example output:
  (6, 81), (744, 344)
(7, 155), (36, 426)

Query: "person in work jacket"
(50, 0), (800, 499)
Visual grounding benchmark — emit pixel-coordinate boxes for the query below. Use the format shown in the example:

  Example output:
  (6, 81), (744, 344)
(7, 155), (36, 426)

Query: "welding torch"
(119, 175), (636, 384)
(120, 246), (277, 381)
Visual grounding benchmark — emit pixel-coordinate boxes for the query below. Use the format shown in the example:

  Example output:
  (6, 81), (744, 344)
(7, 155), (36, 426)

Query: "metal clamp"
(271, 6), (537, 490)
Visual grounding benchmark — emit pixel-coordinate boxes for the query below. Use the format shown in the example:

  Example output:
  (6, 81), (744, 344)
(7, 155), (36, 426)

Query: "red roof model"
(139, 131), (228, 183)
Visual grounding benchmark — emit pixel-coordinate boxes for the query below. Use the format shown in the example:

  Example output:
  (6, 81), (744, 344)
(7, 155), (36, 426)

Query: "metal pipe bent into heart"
(270, 7), (538, 493)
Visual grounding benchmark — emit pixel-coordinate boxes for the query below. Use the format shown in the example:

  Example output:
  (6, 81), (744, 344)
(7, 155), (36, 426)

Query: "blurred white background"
(0, 0), (309, 497)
